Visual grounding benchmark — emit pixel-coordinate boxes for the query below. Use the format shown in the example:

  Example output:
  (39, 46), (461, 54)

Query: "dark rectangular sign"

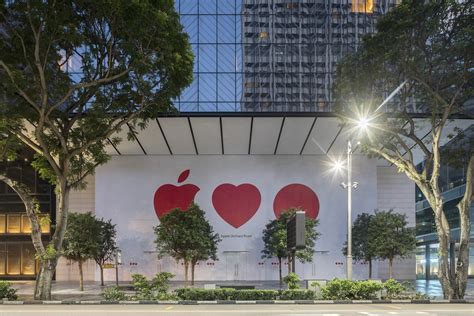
(286, 211), (305, 250)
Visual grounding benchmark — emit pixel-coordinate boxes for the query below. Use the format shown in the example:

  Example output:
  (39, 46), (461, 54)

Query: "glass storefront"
(416, 242), (474, 280)
(0, 213), (50, 235)
(0, 160), (54, 279)
(0, 242), (38, 276)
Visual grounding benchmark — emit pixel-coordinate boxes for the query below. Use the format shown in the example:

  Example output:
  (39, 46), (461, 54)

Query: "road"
(0, 304), (473, 316)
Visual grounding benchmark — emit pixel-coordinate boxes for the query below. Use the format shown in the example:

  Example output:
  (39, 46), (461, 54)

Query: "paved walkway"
(9, 279), (474, 301)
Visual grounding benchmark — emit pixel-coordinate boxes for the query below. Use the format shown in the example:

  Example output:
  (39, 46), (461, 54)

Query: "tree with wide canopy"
(0, 0), (193, 299)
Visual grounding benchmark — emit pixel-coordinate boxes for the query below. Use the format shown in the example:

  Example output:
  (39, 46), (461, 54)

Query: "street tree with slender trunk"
(369, 210), (416, 279)
(261, 209), (320, 287)
(154, 204), (221, 286)
(62, 212), (101, 291)
(0, 1), (193, 299)
(334, 0), (473, 298)
(342, 213), (377, 279)
(92, 218), (117, 287)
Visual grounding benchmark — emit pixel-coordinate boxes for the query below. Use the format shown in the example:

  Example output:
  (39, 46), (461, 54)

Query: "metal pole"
(347, 140), (353, 280)
(115, 251), (119, 287)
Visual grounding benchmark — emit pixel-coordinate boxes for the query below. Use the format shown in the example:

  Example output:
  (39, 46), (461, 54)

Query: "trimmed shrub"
(279, 289), (316, 300)
(383, 279), (406, 299)
(103, 286), (127, 301)
(130, 272), (176, 300)
(234, 290), (278, 301)
(321, 279), (382, 300)
(175, 288), (279, 301)
(283, 273), (300, 290)
(0, 281), (18, 301)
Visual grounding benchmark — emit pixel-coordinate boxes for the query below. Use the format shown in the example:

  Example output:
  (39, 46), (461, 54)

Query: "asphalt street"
(0, 304), (473, 316)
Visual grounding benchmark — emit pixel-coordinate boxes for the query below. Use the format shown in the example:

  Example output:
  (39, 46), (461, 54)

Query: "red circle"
(273, 184), (319, 219)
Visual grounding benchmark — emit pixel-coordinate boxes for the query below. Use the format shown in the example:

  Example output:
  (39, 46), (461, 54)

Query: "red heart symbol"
(212, 184), (261, 228)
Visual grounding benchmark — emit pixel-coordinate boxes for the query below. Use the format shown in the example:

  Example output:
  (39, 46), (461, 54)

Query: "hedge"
(174, 288), (316, 301)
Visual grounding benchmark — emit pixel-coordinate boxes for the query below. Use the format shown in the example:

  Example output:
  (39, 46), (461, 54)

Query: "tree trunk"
(0, 173), (52, 300)
(100, 264), (104, 286)
(78, 259), (84, 291)
(453, 155), (473, 299)
(388, 258), (393, 279)
(368, 260), (372, 279)
(36, 182), (70, 299)
(434, 207), (454, 299)
(278, 257), (283, 288)
(191, 262), (196, 286)
(184, 261), (189, 287)
(287, 255), (291, 275)
(34, 259), (56, 300)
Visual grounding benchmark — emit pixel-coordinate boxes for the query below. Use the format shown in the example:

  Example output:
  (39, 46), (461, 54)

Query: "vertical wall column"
(425, 244), (430, 280)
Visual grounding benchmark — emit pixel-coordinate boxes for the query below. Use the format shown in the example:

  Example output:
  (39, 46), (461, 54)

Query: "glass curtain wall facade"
(0, 160), (54, 279)
(173, 0), (399, 112)
(415, 125), (474, 279)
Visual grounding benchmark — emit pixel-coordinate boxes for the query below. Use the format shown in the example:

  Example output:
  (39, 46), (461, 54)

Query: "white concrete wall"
(56, 163), (417, 282)
(56, 175), (96, 282)
(95, 155), (379, 282)
(375, 166), (416, 280)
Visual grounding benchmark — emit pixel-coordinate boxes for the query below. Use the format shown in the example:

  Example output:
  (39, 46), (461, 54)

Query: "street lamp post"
(340, 140), (358, 281)
(346, 140), (353, 281)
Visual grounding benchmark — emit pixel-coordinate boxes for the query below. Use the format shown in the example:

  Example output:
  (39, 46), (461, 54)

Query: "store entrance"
(223, 251), (249, 281)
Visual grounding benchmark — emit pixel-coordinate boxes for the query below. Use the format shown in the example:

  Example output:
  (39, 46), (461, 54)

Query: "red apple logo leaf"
(153, 170), (200, 219)
(178, 169), (190, 183)
(273, 184), (320, 220)
(212, 183), (261, 228)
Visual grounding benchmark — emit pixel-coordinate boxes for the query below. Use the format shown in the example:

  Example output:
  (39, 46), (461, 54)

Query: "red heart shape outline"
(212, 183), (261, 228)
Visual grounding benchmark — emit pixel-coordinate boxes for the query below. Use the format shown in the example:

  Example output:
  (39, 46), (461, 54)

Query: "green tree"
(62, 212), (101, 291)
(0, 0), (192, 299)
(369, 211), (416, 279)
(92, 218), (117, 287)
(343, 213), (377, 279)
(261, 208), (320, 286)
(154, 203), (221, 285)
(334, 0), (473, 298)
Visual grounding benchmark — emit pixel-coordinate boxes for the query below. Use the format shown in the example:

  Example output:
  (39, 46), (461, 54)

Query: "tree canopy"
(0, 0), (193, 299)
(154, 203), (221, 285)
(342, 213), (376, 278)
(369, 210), (416, 279)
(261, 208), (320, 284)
(333, 0), (473, 299)
(62, 212), (101, 291)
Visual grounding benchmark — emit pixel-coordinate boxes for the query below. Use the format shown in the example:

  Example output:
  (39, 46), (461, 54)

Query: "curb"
(2, 299), (473, 305)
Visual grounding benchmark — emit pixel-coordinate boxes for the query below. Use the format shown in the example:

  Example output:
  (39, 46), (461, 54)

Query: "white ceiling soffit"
(158, 117), (196, 154)
(250, 117), (284, 154)
(221, 117), (251, 154)
(104, 116), (472, 158)
(134, 120), (170, 155)
(302, 117), (342, 155)
(113, 125), (144, 155)
(189, 117), (221, 154)
(276, 117), (316, 155)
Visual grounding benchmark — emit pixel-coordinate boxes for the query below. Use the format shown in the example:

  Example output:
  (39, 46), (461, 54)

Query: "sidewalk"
(10, 279), (474, 301)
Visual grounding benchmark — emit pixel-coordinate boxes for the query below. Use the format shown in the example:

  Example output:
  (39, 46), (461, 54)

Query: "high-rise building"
(241, 0), (399, 112)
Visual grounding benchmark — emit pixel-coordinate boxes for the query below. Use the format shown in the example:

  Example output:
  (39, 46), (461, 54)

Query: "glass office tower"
(415, 125), (474, 280)
(174, 0), (399, 112)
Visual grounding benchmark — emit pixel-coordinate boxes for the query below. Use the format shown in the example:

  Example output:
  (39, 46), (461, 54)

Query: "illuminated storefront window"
(0, 213), (50, 235)
(6, 243), (21, 275)
(0, 242), (39, 276)
(0, 215), (5, 233)
(7, 214), (21, 234)
(352, 0), (374, 13)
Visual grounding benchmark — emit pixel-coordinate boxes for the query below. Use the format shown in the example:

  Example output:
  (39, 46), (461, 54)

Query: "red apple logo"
(212, 183), (261, 228)
(153, 169), (200, 219)
(273, 184), (319, 220)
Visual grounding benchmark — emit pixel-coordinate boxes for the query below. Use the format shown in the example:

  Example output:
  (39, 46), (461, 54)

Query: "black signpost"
(286, 211), (306, 273)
